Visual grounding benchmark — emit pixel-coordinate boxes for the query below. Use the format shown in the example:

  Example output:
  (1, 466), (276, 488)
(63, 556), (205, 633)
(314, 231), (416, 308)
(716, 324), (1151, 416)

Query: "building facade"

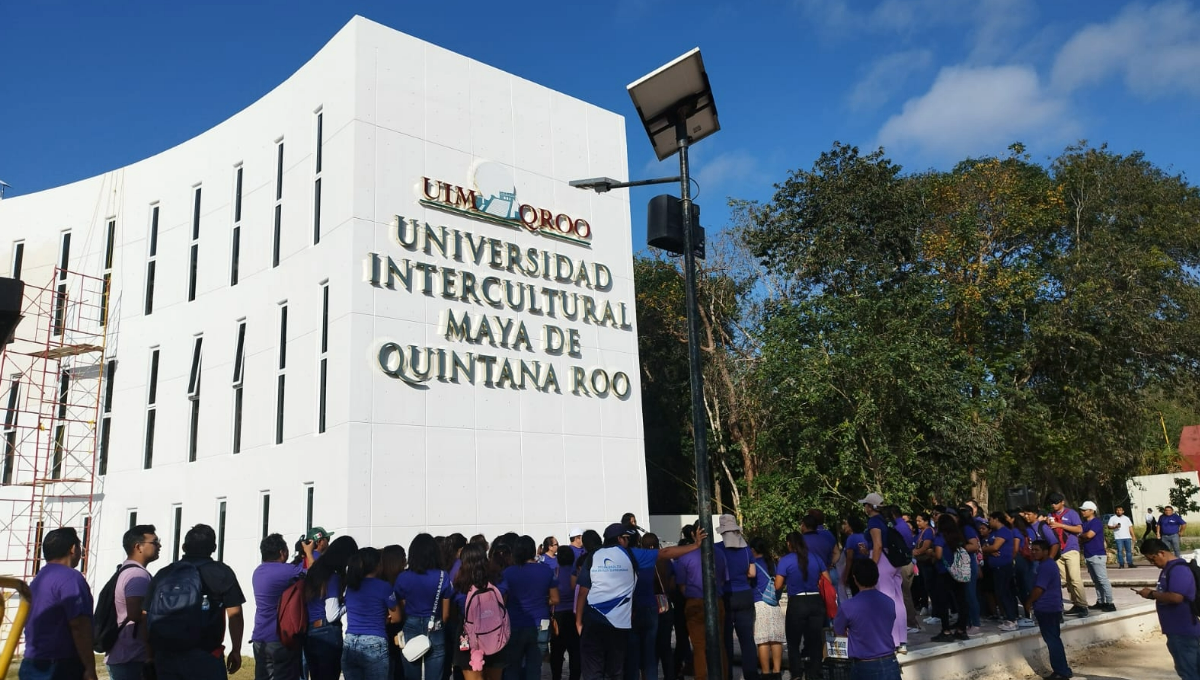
(0, 16), (646, 635)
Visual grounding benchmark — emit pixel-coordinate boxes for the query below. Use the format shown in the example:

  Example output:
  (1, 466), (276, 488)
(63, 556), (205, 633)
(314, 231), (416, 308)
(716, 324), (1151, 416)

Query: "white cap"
(1080, 501), (1098, 511)
(857, 492), (885, 507)
(569, 527), (583, 538)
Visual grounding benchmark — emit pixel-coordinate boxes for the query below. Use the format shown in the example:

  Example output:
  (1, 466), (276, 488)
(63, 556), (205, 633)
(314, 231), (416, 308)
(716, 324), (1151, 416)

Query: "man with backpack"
(19, 527), (97, 680)
(251, 533), (313, 680)
(146, 523), (246, 680)
(99, 524), (160, 680)
(1138, 537), (1200, 679)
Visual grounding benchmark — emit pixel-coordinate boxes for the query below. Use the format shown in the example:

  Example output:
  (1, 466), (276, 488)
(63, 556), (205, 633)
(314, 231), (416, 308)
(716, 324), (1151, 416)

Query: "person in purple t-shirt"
(1158, 506), (1188, 558)
(304, 536), (360, 680)
(502, 536), (558, 680)
(1026, 540), (1073, 680)
(1139, 537), (1200, 678)
(833, 559), (901, 680)
(21, 527), (97, 680)
(1046, 492), (1088, 617)
(250, 532), (312, 680)
(1079, 501), (1115, 612)
(105, 524), (161, 680)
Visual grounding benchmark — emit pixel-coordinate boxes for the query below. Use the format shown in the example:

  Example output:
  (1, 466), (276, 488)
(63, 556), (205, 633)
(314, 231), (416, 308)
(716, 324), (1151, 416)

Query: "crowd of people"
(12, 496), (1200, 680)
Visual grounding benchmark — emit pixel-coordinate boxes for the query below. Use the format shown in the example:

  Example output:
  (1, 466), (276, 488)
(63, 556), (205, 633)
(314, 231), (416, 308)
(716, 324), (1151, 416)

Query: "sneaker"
(924, 616), (942, 625)
(1018, 618), (1037, 628)
(931, 632), (956, 642)
(906, 626), (922, 634)
(1065, 606), (1088, 617)
(1101, 603), (1117, 612)
(966, 626), (982, 636)
(919, 606), (930, 616)
(998, 621), (1019, 632)
(954, 631), (970, 641)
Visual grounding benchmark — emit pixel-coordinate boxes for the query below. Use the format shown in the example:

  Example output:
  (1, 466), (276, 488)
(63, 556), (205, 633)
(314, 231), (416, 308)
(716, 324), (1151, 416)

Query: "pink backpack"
(463, 584), (510, 660)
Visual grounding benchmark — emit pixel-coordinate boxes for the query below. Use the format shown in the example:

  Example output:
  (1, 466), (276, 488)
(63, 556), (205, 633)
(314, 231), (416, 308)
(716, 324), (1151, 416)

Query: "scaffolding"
(0, 267), (109, 584)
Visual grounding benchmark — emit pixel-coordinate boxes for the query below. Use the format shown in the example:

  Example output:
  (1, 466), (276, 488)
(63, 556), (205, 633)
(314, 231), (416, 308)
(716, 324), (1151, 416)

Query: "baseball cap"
(1080, 501), (1098, 511)
(569, 527), (583, 539)
(857, 492), (885, 507)
(306, 526), (334, 542)
(603, 523), (639, 540)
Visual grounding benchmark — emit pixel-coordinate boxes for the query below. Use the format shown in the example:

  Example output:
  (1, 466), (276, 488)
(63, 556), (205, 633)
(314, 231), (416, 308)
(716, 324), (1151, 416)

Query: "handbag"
(402, 570), (444, 663)
(654, 565), (671, 614)
(817, 572), (837, 619)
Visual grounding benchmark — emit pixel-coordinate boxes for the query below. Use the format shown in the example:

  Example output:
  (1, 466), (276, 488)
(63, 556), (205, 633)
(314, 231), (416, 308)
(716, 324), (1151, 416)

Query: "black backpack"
(1166, 559), (1200, 620)
(884, 522), (913, 568)
(147, 560), (208, 651)
(92, 563), (140, 653)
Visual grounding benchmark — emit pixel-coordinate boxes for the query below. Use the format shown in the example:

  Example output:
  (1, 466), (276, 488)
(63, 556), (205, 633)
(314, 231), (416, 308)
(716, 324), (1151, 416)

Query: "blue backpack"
(147, 560), (208, 651)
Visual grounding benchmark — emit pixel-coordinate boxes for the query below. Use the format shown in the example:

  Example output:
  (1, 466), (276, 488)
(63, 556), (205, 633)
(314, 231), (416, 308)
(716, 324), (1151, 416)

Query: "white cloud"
(794, 0), (970, 36)
(848, 49), (934, 111)
(693, 150), (766, 195)
(967, 0), (1036, 64)
(878, 65), (1076, 160)
(1051, 0), (1200, 98)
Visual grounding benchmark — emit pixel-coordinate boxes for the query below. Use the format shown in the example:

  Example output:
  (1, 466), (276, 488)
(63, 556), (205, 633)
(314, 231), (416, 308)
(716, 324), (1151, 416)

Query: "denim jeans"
(344, 633), (392, 680)
(401, 617), (446, 680)
(1084, 555), (1113, 605)
(254, 639), (303, 680)
(625, 605), (659, 680)
(722, 590), (758, 680)
(990, 563), (1018, 621)
(1114, 538), (1134, 567)
(1167, 633), (1200, 680)
(1034, 611), (1072, 678)
(504, 626), (541, 680)
(306, 622), (344, 680)
(1165, 533), (1183, 558)
(106, 662), (144, 680)
(154, 648), (229, 680)
(18, 658), (84, 680)
(1014, 555), (1035, 606)
(849, 655), (901, 680)
(964, 558), (981, 627)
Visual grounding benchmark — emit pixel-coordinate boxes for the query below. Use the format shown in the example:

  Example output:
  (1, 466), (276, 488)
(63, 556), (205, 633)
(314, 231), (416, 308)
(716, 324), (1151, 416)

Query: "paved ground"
(995, 636), (1182, 680)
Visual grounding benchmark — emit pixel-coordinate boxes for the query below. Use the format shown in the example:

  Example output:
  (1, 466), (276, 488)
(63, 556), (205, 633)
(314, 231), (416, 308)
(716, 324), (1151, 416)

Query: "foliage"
(1169, 478), (1200, 515)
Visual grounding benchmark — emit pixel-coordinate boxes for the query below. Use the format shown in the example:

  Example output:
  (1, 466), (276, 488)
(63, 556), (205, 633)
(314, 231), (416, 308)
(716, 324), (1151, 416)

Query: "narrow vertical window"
(306, 484), (314, 534)
(273, 141), (284, 268)
(144, 348), (159, 469)
(187, 336), (203, 462)
(171, 505), (182, 562)
(318, 283), (328, 434)
(128, 510), (138, 531)
(32, 521), (44, 575)
(261, 493), (270, 539)
(98, 360), (115, 476)
(188, 186), (201, 302)
(81, 516), (91, 574)
(232, 320), (246, 454)
(276, 303), (287, 444)
(145, 205), (159, 315)
(313, 111), (323, 245)
(53, 232), (70, 336)
(101, 219), (115, 327)
(231, 166), (243, 286)
(217, 499), (227, 561)
(3, 376), (19, 485)
(51, 370), (69, 479)
(10, 241), (23, 279)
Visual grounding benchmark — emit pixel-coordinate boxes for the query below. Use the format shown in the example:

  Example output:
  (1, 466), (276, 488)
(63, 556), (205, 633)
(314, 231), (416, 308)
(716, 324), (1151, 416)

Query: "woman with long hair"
(984, 511), (1019, 631)
(862, 496), (907, 651)
(539, 536), (559, 565)
(912, 513), (938, 627)
(1010, 512), (1036, 622)
(395, 534), (453, 680)
(838, 517), (866, 599)
(304, 535), (360, 680)
(549, 545), (579, 680)
(931, 515), (968, 642)
(956, 506), (983, 634)
(452, 543), (508, 680)
(343, 547), (401, 680)
(774, 532), (827, 680)
(502, 536), (558, 680)
(750, 538), (783, 680)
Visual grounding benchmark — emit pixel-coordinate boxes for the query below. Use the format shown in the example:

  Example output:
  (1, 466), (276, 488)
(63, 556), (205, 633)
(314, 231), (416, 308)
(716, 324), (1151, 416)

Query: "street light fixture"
(575, 47), (722, 680)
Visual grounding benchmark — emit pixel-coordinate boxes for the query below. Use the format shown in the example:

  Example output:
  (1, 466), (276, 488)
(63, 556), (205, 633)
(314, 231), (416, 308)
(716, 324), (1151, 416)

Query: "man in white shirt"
(1107, 507), (1135, 569)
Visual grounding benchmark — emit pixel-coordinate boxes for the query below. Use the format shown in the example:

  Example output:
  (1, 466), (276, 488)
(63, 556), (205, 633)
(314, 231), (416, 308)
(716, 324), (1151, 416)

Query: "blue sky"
(2, 0), (1199, 250)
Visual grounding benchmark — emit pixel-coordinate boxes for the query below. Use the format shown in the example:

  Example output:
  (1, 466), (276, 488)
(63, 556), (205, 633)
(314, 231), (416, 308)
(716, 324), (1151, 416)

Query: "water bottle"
(202, 594), (211, 611)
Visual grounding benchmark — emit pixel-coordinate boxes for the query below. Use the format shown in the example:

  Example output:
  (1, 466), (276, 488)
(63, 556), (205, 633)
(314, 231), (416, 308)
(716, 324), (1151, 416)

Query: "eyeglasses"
(141, 540), (162, 548)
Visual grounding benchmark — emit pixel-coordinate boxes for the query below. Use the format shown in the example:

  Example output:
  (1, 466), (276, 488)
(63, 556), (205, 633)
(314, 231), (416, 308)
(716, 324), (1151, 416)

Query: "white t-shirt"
(1108, 515), (1133, 540)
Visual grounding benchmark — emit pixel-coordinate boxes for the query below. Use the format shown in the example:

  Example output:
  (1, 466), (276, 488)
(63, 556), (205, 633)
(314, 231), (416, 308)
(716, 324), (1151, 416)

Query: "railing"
(0, 576), (31, 676)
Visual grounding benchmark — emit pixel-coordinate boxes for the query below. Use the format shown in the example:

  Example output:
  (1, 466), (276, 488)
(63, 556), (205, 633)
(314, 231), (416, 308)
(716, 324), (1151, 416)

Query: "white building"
(0, 15), (647, 637)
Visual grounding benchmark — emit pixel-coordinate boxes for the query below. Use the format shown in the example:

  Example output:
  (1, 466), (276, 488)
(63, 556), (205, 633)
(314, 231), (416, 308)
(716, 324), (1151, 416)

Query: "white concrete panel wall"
(0, 16), (647, 646)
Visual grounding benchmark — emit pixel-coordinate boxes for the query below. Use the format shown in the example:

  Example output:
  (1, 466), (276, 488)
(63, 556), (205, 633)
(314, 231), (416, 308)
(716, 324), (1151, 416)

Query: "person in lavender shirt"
(251, 533), (313, 680)
(833, 559), (901, 680)
(105, 524), (161, 680)
(1138, 537), (1200, 679)
(1045, 492), (1088, 617)
(19, 527), (96, 680)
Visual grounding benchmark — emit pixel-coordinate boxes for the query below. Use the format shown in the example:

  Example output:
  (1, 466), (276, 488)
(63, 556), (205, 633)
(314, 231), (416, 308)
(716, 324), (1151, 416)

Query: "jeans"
(684, 597), (727, 680)
(255, 640), (303, 680)
(551, 610), (581, 680)
(1035, 611), (1071, 678)
(722, 590), (757, 680)
(18, 658), (85, 680)
(964, 558), (981, 627)
(655, 609), (675, 680)
(1165, 533), (1183, 558)
(401, 617), (447, 680)
(344, 633), (391, 680)
(154, 648), (230, 680)
(306, 622), (344, 680)
(505, 626), (541, 680)
(1115, 538), (1134, 567)
(625, 606), (659, 680)
(990, 563), (1018, 621)
(580, 611), (629, 680)
(784, 594), (824, 680)
(1014, 555), (1035, 606)
(1167, 633), (1200, 680)
(1084, 555), (1114, 605)
(106, 662), (144, 680)
(849, 655), (901, 680)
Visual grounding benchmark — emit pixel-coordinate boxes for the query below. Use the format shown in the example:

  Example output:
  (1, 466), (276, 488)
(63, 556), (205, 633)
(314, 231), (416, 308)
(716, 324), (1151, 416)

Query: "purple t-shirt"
(1082, 518), (1107, 558)
(24, 563), (93, 660)
(307, 573), (340, 624)
(1053, 508), (1082, 553)
(1160, 559), (1200, 635)
(752, 557), (770, 604)
(106, 560), (151, 664)
(1033, 559), (1063, 613)
(393, 569), (452, 618)
(802, 532), (835, 570)
(554, 559), (574, 613)
(345, 577), (396, 637)
(863, 516), (888, 552)
(916, 527), (934, 552)
(893, 520), (915, 550)
(674, 546), (727, 599)
(776, 552), (825, 595)
(251, 561), (306, 642)
(932, 535), (954, 574)
(502, 563), (556, 628)
(1160, 513), (1187, 536)
(723, 544), (754, 593)
(985, 527), (1014, 568)
(1034, 521), (1059, 549)
(833, 588), (896, 660)
(844, 534), (866, 564)
(448, 558), (462, 583)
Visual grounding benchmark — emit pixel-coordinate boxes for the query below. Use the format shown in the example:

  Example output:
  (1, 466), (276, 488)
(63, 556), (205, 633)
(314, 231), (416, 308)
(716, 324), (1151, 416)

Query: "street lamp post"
(575, 48), (723, 680)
